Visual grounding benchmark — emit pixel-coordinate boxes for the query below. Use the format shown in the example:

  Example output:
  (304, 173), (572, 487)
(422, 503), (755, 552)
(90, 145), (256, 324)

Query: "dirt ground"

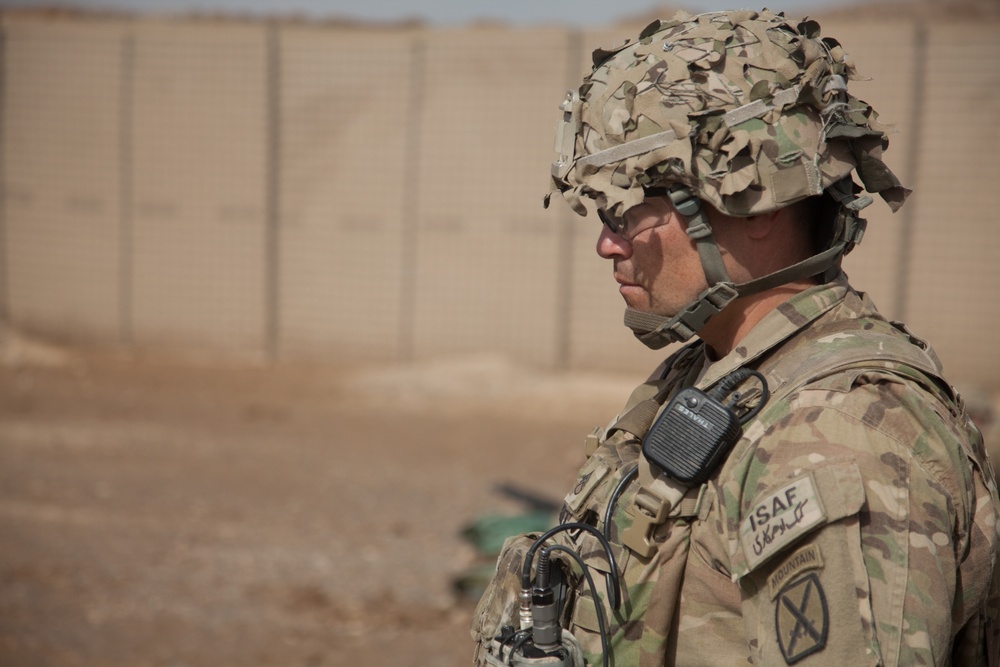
(0, 331), (636, 667)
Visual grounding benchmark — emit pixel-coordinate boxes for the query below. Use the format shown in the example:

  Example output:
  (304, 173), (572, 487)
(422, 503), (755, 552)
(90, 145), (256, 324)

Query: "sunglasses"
(597, 186), (680, 240)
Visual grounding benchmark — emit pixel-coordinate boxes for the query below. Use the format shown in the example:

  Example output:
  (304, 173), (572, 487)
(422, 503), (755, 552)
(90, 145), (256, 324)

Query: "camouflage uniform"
(474, 275), (1000, 666)
(472, 10), (1000, 665)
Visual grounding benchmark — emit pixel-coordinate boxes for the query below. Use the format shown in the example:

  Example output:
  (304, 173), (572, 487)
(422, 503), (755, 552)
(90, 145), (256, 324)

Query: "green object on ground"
(461, 511), (553, 556)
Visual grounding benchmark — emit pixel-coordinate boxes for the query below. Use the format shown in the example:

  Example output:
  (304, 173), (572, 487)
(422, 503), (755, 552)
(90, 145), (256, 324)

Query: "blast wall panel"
(129, 23), (267, 353)
(1, 21), (124, 340)
(899, 23), (1000, 385)
(276, 28), (414, 361)
(411, 28), (572, 365)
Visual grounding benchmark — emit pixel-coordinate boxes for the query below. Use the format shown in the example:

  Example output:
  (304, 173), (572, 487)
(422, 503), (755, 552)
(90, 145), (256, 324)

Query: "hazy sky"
(0, 0), (851, 27)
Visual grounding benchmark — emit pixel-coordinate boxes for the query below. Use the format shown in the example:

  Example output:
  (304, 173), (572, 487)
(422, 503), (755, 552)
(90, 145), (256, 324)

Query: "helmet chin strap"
(624, 283), (739, 350)
(623, 183), (870, 350)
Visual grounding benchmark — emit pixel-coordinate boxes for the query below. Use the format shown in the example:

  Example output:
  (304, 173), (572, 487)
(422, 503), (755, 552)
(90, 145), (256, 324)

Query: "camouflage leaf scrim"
(546, 10), (910, 220)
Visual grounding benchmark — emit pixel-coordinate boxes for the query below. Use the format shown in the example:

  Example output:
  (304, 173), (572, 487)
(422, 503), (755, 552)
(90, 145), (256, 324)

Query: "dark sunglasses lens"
(598, 209), (625, 236)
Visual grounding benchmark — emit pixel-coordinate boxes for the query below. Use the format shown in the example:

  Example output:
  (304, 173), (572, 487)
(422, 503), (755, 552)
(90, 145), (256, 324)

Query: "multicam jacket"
(473, 276), (1000, 666)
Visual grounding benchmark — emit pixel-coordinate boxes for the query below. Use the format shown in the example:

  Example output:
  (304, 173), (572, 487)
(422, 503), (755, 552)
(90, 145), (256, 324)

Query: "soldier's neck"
(700, 281), (815, 360)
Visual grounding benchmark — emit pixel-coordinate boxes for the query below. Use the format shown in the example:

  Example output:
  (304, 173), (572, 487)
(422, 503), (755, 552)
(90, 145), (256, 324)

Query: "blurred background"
(0, 0), (998, 665)
(1, 0), (999, 379)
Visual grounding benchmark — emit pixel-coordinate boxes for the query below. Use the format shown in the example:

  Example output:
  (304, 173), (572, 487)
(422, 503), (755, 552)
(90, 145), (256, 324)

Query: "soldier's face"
(596, 197), (710, 318)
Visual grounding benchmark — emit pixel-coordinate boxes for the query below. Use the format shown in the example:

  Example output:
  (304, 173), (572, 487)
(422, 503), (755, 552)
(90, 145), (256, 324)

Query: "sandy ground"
(0, 331), (635, 667)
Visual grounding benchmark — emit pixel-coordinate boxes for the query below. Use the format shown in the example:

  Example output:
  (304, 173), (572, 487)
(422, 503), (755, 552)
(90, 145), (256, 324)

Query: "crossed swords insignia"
(776, 573), (829, 664)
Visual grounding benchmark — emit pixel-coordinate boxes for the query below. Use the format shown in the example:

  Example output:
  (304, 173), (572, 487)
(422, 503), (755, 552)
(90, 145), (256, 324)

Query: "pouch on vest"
(471, 532), (575, 665)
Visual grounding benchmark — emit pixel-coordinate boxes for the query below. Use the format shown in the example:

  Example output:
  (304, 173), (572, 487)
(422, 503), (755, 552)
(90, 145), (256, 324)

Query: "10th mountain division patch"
(775, 572), (829, 664)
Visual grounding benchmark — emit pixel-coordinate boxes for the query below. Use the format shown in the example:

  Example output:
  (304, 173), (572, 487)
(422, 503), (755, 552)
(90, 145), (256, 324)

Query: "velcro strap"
(576, 127), (682, 170)
(576, 85), (802, 170)
(724, 85), (802, 128)
(611, 398), (662, 440)
(669, 484), (707, 519)
(735, 243), (845, 297)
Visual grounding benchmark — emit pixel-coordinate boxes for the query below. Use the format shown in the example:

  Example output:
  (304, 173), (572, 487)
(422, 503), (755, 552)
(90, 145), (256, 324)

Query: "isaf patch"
(775, 573), (828, 664)
(740, 473), (826, 569)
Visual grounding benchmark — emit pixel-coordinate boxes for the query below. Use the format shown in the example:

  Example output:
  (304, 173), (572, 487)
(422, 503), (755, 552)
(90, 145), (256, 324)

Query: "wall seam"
(264, 22), (281, 362)
(0, 21), (8, 322)
(118, 29), (136, 347)
(892, 19), (927, 322)
(555, 28), (583, 370)
(398, 35), (426, 362)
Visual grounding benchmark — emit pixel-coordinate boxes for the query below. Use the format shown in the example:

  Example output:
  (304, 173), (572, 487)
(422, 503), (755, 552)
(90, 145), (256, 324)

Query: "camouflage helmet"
(545, 9), (911, 349)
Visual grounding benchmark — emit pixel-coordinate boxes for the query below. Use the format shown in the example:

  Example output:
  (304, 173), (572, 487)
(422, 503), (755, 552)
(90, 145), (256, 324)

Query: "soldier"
(472, 10), (1000, 667)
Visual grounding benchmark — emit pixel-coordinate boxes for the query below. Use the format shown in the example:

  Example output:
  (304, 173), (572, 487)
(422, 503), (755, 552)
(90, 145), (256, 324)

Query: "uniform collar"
(695, 273), (853, 391)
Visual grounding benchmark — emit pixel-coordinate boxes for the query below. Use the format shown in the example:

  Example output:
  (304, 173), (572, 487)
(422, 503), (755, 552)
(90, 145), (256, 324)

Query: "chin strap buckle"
(624, 282), (740, 350)
(673, 282), (740, 334)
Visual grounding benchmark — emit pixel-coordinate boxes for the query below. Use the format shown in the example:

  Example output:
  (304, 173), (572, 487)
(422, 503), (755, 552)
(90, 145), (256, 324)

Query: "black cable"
(544, 544), (611, 667)
(497, 628), (524, 662)
(731, 369), (769, 424)
(707, 367), (753, 400)
(598, 462), (639, 618)
(522, 522), (622, 611)
(708, 368), (770, 425)
(506, 632), (533, 666)
(604, 463), (639, 542)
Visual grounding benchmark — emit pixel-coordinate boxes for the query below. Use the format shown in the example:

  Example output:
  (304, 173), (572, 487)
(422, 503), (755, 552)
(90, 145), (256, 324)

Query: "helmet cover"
(547, 9), (910, 220)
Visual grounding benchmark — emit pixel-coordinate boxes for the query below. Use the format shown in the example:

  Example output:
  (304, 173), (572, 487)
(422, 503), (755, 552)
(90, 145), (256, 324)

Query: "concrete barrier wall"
(1, 13), (998, 384)
(1, 19), (125, 341)
(901, 23), (1000, 386)
(130, 22), (269, 352)
(278, 27), (414, 361)
(405, 27), (571, 367)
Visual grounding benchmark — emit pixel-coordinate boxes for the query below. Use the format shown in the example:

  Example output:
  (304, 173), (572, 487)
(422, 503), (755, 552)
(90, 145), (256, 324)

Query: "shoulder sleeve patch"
(775, 572), (829, 664)
(736, 461), (866, 575)
(561, 455), (611, 517)
(768, 544), (824, 599)
(740, 473), (826, 571)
